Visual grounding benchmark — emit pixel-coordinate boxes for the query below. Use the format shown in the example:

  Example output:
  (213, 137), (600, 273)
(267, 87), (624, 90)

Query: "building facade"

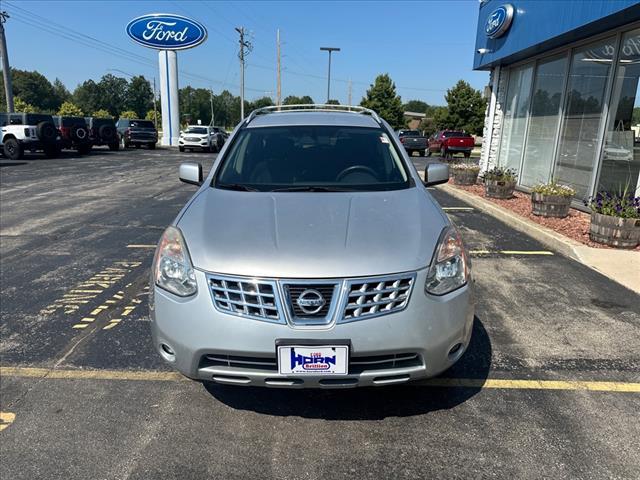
(475, 0), (640, 204)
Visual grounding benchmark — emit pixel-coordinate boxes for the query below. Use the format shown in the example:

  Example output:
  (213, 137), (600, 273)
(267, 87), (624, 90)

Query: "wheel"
(108, 142), (119, 151)
(121, 136), (128, 149)
(422, 149), (427, 157)
(426, 149), (432, 157)
(148, 143), (156, 150)
(464, 152), (471, 159)
(179, 146), (185, 152)
(3, 138), (23, 160)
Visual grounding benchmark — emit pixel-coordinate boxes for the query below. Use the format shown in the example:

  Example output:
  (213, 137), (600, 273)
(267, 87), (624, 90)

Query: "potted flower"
(450, 163), (480, 185)
(586, 190), (640, 248)
(481, 166), (517, 199)
(531, 181), (575, 218)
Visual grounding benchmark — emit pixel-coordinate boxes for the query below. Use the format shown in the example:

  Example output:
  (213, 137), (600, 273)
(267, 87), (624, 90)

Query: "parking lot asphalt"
(1, 148), (639, 479)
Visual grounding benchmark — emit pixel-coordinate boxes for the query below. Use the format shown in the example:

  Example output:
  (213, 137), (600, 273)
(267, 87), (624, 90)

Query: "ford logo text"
(485, 4), (514, 39)
(126, 14), (208, 50)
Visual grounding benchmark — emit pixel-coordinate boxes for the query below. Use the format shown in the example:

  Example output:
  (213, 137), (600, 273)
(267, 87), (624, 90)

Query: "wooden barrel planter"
(452, 170), (479, 185)
(485, 180), (516, 199)
(531, 193), (572, 218)
(589, 212), (640, 248)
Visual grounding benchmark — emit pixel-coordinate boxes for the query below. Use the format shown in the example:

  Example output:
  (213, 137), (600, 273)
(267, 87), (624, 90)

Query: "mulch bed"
(451, 183), (640, 251)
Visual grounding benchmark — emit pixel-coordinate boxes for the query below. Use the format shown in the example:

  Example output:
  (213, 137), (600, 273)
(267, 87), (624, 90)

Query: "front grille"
(285, 284), (336, 318)
(185, 136), (201, 142)
(342, 274), (415, 322)
(206, 272), (416, 324)
(200, 352), (421, 374)
(208, 276), (282, 323)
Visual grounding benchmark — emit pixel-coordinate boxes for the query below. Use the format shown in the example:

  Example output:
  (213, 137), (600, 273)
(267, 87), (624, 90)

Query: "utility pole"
(348, 78), (352, 106)
(235, 27), (252, 120)
(276, 29), (281, 107)
(0, 11), (14, 112)
(209, 89), (214, 126)
(320, 47), (340, 103)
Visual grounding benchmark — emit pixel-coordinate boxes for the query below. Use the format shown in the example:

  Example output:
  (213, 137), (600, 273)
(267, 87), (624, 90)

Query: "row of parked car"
(397, 129), (475, 158)
(0, 112), (163, 160)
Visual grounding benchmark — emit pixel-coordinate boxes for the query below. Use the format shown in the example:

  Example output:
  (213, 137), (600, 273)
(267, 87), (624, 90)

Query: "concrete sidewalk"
(438, 183), (640, 294)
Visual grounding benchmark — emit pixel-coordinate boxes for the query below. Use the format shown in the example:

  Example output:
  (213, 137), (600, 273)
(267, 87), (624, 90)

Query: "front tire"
(108, 142), (119, 151)
(3, 138), (23, 160)
(440, 147), (447, 159)
(179, 146), (185, 152)
(426, 149), (432, 157)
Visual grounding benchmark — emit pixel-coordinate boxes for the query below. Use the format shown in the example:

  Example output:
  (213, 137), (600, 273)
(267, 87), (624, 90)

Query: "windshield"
(215, 126), (411, 192)
(130, 120), (154, 129)
(26, 114), (54, 124)
(185, 127), (208, 134)
(443, 131), (471, 138)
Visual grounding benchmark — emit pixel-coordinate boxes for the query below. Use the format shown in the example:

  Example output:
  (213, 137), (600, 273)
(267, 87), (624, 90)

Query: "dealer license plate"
(277, 345), (349, 375)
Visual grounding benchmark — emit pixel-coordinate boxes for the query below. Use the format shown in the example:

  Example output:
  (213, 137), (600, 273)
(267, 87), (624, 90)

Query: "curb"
(438, 183), (583, 261)
(437, 183), (640, 294)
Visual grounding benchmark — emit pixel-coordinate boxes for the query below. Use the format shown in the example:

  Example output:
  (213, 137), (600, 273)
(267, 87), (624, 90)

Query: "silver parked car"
(150, 105), (474, 388)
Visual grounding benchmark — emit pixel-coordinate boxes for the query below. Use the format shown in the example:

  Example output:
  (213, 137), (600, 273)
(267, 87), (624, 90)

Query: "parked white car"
(178, 125), (226, 153)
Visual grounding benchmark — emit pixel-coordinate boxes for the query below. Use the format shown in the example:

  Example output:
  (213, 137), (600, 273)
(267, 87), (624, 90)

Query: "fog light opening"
(160, 343), (176, 362)
(448, 343), (464, 360)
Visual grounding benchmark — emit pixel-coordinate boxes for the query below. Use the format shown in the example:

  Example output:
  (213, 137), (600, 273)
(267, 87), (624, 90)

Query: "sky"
(1, 0), (489, 106)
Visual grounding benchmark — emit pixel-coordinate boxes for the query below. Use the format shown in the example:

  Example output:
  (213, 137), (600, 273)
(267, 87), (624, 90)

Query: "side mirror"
(179, 162), (203, 186)
(423, 162), (449, 187)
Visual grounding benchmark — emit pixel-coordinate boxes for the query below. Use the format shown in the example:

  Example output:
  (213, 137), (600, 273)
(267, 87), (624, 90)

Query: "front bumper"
(179, 139), (210, 149)
(150, 269), (475, 388)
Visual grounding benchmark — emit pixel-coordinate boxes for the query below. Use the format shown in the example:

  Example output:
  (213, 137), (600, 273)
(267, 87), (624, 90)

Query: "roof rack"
(244, 104), (382, 125)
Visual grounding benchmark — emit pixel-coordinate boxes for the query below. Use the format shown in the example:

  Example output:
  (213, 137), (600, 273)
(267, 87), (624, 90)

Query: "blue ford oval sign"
(485, 4), (514, 39)
(126, 14), (207, 50)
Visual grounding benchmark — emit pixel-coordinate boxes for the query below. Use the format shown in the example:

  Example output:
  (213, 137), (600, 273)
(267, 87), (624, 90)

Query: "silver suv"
(150, 105), (474, 388)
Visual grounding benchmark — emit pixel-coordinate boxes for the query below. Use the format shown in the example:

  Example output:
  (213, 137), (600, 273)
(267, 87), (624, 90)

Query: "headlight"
(153, 226), (197, 297)
(425, 226), (469, 296)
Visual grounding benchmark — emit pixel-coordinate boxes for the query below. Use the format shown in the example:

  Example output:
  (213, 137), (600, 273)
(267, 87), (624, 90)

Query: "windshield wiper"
(270, 186), (353, 192)
(216, 183), (260, 192)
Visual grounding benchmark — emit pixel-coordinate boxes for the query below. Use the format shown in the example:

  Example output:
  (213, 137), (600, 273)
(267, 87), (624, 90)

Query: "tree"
(402, 100), (430, 114)
(2, 68), (59, 112)
(53, 79), (71, 106)
(360, 74), (404, 129)
(58, 101), (84, 116)
(326, 99), (340, 105)
(127, 76), (153, 118)
(92, 109), (112, 118)
(145, 109), (158, 123)
(74, 80), (103, 117)
(439, 80), (487, 135)
(98, 74), (129, 117)
(13, 97), (36, 113)
(119, 110), (138, 119)
(282, 95), (314, 105)
(250, 96), (274, 110)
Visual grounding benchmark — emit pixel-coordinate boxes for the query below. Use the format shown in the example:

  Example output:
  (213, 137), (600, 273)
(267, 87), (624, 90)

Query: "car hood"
(177, 187), (447, 278)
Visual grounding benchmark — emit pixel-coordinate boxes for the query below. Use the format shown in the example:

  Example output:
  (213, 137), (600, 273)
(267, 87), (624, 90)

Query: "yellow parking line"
(0, 412), (16, 432)
(1, 367), (638, 392)
(71, 324), (89, 329)
(126, 244), (157, 249)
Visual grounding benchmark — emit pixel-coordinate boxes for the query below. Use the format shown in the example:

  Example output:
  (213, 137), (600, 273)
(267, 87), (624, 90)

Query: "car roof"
(247, 111), (380, 129)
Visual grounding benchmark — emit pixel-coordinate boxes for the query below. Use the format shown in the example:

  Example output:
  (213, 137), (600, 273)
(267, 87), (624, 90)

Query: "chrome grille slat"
(340, 273), (416, 322)
(207, 275), (282, 323)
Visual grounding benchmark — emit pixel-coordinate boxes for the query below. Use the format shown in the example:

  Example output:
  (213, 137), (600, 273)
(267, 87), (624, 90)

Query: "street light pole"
(0, 11), (14, 112)
(320, 47), (340, 103)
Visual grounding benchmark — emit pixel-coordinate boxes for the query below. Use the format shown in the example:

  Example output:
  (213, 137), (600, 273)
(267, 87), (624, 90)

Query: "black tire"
(108, 142), (119, 151)
(422, 149), (427, 157)
(3, 138), (23, 160)
(179, 146), (185, 152)
(121, 136), (129, 149)
(148, 143), (156, 150)
(99, 125), (116, 142)
(71, 126), (88, 142)
(37, 121), (57, 143)
(440, 147), (447, 159)
(464, 151), (471, 159)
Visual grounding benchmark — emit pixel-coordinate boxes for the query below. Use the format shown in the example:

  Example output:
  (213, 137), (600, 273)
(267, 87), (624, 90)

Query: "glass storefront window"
(598, 28), (640, 197)
(554, 37), (616, 200)
(497, 64), (533, 173)
(520, 55), (567, 187)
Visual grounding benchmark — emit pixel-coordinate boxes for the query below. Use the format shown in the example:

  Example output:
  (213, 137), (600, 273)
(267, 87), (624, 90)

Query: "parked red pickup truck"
(427, 130), (474, 158)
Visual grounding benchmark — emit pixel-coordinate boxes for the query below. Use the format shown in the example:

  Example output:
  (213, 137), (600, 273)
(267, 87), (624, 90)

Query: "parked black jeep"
(85, 117), (119, 151)
(53, 116), (92, 154)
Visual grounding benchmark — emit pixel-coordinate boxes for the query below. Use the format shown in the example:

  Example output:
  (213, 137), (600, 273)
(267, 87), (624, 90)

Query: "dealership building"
(475, 0), (640, 204)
